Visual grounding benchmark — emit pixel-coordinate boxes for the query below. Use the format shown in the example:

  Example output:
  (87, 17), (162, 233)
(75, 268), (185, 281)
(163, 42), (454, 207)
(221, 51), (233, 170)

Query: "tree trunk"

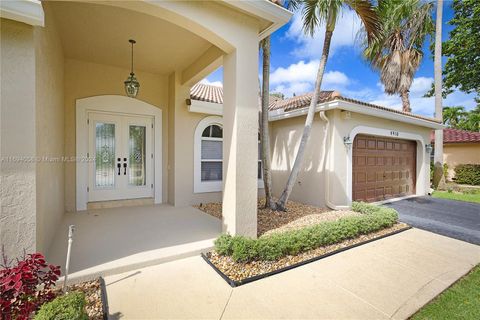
(400, 90), (412, 113)
(433, 0), (446, 189)
(260, 36), (276, 209)
(276, 9), (335, 211)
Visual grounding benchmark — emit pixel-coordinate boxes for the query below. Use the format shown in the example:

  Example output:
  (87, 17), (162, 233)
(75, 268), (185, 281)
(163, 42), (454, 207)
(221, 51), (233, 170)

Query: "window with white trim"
(201, 124), (223, 181)
(194, 116), (263, 193)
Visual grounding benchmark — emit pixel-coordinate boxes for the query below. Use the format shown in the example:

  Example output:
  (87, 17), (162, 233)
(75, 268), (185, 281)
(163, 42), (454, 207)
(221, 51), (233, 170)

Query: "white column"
(222, 42), (259, 238)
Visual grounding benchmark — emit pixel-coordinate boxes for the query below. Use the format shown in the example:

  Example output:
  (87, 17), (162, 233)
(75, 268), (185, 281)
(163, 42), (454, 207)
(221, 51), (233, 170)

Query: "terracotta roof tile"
(189, 84), (441, 124)
(190, 83), (223, 104)
(431, 128), (480, 143)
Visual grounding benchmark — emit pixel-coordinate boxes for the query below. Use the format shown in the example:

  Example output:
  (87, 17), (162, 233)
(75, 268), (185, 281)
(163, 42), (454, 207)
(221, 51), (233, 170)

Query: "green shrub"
(34, 292), (88, 320)
(443, 163), (449, 180)
(454, 164), (480, 185)
(214, 202), (398, 262)
(214, 234), (234, 255)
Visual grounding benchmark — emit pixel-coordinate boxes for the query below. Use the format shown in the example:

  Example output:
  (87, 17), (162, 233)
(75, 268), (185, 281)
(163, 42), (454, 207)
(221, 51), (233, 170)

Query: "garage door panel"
(353, 135), (416, 203)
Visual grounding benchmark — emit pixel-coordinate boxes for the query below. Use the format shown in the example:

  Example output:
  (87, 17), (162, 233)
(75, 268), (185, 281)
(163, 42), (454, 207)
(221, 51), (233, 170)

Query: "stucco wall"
(34, 5), (65, 254)
(443, 143), (480, 180)
(168, 72), (223, 205)
(270, 113), (329, 207)
(64, 59), (169, 211)
(0, 18), (37, 259)
(270, 109), (432, 208)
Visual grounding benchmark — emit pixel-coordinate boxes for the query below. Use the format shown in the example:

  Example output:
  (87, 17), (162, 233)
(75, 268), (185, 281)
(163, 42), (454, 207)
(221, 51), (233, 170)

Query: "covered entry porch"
(46, 204), (221, 282)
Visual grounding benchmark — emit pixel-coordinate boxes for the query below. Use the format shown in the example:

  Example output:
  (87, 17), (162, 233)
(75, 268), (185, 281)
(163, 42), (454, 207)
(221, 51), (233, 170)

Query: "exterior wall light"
(343, 136), (353, 149)
(124, 39), (140, 98)
(425, 144), (433, 153)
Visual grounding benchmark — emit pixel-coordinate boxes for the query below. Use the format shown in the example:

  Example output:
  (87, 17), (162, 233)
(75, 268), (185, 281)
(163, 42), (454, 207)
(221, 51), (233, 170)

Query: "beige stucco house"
(0, 0), (291, 260)
(189, 86), (443, 208)
(431, 128), (480, 180)
(0, 0), (444, 268)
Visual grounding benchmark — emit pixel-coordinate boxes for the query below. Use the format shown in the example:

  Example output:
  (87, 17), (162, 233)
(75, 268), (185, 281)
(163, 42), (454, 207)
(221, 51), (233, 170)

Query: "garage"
(352, 134), (416, 202)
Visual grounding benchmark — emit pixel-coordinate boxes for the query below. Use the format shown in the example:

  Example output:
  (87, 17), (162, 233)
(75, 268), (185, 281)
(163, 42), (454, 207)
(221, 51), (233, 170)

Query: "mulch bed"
(204, 222), (410, 286)
(196, 199), (360, 237)
(54, 278), (106, 319)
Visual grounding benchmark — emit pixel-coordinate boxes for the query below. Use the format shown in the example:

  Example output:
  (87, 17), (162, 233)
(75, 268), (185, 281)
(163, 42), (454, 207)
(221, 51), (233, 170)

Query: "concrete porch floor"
(46, 204), (221, 282)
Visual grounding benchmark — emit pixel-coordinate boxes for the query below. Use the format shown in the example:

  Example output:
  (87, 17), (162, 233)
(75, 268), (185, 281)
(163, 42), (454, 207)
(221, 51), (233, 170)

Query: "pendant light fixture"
(124, 39), (140, 98)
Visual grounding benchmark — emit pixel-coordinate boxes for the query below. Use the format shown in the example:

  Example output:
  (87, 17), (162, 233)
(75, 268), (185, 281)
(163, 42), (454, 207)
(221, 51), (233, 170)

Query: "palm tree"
(260, 36), (276, 210)
(442, 106), (466, 128)
(275, 0), (380, 211)
(363, 0), (434, 113)
(433, 0), (444, 188)
(260, 0), (299, 210)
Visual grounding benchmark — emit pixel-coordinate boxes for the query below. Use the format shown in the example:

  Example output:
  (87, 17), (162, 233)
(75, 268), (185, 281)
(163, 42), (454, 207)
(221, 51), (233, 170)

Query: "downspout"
(319, 111), (350, 210)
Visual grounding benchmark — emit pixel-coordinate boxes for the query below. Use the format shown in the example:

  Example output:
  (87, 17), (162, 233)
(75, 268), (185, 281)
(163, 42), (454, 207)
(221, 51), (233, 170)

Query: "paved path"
(104, 229), (480, 319)
(385, 196), (480, 245)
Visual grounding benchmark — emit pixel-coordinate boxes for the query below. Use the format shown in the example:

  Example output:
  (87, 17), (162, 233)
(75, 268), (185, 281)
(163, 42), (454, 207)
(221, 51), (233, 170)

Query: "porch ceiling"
(48, 1), (218, 75)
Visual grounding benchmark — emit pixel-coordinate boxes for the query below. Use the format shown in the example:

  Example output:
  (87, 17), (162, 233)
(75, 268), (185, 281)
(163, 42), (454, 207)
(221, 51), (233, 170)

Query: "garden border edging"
(202, 226), (412, 287)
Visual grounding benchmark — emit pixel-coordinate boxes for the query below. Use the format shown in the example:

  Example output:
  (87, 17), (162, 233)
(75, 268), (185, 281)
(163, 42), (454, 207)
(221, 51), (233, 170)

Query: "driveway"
(384, 196), (480, 245)
(104, 229), (480, 319)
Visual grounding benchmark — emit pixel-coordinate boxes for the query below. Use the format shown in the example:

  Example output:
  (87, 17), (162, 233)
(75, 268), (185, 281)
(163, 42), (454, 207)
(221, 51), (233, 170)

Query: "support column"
(222, 41), (259, 237)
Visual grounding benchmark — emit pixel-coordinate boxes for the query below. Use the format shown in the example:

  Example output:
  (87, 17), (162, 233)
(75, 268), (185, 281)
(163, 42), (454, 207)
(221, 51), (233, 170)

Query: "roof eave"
(269, 99), (445, 129)
(223, 0), (293, 40)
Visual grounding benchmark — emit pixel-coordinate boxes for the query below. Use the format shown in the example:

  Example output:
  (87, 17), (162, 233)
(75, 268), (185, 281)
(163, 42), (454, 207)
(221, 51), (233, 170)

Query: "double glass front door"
(88, 112), (154, 202)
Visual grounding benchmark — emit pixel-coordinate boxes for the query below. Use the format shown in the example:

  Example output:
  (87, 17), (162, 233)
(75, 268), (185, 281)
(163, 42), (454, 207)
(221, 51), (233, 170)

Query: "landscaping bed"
(202, 202), (410, 286)
(57, 278), (107, 320)
(196, 199), (360, 237)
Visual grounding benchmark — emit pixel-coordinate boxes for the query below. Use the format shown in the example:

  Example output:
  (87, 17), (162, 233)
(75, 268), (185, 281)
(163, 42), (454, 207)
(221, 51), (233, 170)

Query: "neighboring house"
(189, 85), (443, 208)
(431, 128), (480, 180)
(0, 0), (291, 259)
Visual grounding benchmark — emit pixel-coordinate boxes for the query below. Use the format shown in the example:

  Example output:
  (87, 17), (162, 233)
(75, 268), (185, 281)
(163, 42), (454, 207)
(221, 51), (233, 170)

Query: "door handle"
(123, 162), (127, 175)
(117, 163), (121, 175)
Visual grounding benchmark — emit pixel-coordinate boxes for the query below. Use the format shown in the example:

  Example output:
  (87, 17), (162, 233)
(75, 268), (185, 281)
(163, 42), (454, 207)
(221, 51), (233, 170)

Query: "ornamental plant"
(215, 202), (398, 262)
(0, 252), (61, 320)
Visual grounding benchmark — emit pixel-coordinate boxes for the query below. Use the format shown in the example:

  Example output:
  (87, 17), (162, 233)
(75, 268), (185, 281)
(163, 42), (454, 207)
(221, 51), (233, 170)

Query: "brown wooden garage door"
(353, 135), (416, 202)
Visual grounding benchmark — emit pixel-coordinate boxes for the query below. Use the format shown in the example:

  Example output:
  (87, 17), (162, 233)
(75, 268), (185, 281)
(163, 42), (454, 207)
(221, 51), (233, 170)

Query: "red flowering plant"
(0, 249), (61, 320)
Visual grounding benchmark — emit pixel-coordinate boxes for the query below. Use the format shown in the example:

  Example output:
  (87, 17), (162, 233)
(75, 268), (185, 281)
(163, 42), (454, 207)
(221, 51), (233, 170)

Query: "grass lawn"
(411, 265), (480, 320)
(432, 191), (480, 204)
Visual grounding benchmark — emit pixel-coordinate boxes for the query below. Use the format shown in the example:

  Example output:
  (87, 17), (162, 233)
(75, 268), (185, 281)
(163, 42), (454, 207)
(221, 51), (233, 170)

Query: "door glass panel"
(129, 125), (146, 186)
(95, 123), (115, 188)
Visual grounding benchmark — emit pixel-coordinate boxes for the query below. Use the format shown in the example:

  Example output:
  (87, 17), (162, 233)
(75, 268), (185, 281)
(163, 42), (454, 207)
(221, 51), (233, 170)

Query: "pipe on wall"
(318, 111), (350, 210)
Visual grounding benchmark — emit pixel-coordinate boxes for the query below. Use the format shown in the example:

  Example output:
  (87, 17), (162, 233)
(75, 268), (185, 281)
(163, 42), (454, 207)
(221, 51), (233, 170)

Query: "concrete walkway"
(104, 228), (480, 319)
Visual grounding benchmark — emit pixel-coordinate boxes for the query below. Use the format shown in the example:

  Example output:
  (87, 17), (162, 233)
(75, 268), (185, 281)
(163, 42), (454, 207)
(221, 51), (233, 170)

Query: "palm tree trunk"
(260, 36), (276, 210)
(400, 90), (412, 113)
(433, 0), (445, 188)
(276, 10), (335, 211)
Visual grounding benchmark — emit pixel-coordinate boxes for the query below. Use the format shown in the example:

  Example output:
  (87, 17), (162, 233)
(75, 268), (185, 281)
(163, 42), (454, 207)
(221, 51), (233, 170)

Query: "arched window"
(201, 124), (223, 182)
(194, 116), (263, 193)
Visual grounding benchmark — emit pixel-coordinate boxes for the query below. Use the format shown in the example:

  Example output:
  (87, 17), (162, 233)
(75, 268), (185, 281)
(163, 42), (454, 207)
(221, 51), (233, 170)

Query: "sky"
(202, 1), (477, 117)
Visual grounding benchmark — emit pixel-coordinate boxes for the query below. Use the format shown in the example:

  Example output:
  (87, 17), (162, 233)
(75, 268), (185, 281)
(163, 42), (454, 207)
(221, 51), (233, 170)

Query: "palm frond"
(345, 0), (380, 44)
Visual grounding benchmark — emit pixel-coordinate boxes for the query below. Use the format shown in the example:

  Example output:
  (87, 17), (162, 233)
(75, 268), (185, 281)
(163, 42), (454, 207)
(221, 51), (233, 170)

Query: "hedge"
(454, 164), (480, 185)
(214, 202), (398, 262)
(34, 292), (88, 320)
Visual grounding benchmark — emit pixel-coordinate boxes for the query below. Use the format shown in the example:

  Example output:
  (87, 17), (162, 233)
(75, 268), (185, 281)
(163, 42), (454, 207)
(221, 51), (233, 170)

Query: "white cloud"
(200, 78), (223, 87)
(270, 60), (349, 97)
(368, 79), (477, 116)
(410, 77), (433, 94)
(285, 10), (362, 58)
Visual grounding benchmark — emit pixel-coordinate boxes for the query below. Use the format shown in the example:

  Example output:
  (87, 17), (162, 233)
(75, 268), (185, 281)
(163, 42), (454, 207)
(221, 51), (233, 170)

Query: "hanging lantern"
(124, 39), (140, 98)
